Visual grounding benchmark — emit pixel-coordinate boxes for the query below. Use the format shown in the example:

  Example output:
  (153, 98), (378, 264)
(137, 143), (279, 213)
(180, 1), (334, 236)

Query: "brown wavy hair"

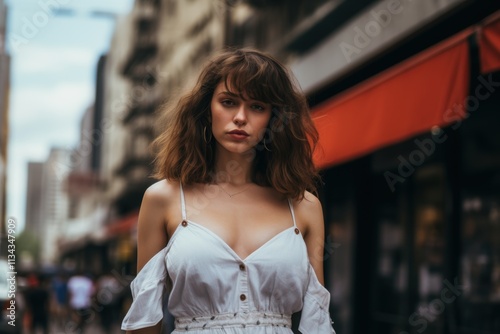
(152, 48), (321, 200)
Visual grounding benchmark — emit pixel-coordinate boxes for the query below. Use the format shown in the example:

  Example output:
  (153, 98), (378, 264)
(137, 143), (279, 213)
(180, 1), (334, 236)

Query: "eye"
(251, 104), (266, 112)
(221, 99), (235, 107)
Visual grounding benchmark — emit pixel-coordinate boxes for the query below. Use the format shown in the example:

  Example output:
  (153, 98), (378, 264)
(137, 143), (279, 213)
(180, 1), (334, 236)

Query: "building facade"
(57, 103), (108, 274)
(100, 13), (134, 216)
(24, 162), (44, 239)
(38, 147), (71, 266)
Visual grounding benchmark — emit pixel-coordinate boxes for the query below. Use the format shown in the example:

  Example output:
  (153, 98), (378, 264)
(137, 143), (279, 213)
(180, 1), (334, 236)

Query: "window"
(458, 71), (500, 333)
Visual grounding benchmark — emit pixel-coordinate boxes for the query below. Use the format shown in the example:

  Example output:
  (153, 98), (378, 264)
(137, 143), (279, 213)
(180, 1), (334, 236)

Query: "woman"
(121, 48), (335, 334)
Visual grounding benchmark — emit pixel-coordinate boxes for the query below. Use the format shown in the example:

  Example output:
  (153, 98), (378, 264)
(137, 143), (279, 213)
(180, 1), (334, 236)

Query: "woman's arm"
(126, 182), (170, 334)
(136, 184), (169, 271)
(300, 192), (326, 285)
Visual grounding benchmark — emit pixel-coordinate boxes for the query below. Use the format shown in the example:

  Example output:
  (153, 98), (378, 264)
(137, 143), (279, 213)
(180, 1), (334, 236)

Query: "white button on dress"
(121, 183), (335, 333)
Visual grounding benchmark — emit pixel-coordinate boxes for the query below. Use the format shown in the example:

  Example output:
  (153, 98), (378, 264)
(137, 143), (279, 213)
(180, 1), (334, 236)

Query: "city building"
(100, 14), (134, 205)
(99, 10), (140, 274)
(24, 162), (44, 239)
(37, 147), (71, 266)
(57, 103), (108, 274)
(224, 1), (500, 333)
(26, 57), (108, 268)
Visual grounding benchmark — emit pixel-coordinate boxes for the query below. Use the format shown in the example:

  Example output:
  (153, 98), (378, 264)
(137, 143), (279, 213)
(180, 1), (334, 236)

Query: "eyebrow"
(217, 91), (268, 105)
(217, 91), (239, 97)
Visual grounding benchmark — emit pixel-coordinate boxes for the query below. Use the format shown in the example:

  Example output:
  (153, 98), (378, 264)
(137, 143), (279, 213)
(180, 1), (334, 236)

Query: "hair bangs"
(220, 54), (287, 107)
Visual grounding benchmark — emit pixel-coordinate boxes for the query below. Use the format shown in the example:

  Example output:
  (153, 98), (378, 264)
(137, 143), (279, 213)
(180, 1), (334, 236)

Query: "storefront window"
(327, 188), (354, 334)
(370, 167), (409, 333)
(459, 75), (500, 332)
(460, 190), (500, 331)
(412, 165), (446, 334)
(369, 134), (447, 334)
(321, 166), (356, 334)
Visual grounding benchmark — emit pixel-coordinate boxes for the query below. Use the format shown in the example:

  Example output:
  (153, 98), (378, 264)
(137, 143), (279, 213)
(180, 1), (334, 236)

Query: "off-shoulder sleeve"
(299, 262), (336, 334)
(121, 246), (169, 331)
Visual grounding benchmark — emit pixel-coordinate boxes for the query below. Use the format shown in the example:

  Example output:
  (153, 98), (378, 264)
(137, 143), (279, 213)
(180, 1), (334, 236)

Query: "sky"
(5, 0), (134, 232)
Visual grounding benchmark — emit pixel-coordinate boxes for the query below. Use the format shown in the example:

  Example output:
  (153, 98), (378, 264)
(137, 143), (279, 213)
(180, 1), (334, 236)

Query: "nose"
(233, 104), (247, 126)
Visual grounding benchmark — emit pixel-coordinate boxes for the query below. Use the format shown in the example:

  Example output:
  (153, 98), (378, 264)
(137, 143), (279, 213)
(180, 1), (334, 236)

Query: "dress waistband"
(174, 311), (292, 331)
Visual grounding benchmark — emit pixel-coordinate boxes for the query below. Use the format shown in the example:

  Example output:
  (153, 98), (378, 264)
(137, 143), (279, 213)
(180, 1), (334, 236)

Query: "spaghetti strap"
(287, 198), (297, 228)
(179, 182), (187, 221)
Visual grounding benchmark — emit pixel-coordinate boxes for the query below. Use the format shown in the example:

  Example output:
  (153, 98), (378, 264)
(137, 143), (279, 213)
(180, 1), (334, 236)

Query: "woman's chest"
(165, 223), (309, 285)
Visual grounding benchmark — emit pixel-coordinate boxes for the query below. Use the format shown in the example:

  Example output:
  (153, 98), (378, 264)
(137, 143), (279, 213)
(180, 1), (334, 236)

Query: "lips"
(228, 130), (249, 136)
(227, 130), (249, 141)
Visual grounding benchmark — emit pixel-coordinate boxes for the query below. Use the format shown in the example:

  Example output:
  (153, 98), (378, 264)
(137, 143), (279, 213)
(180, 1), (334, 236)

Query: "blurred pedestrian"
(67, 271), (95, 333)
(121, 48), (335, 334)
(51, 271), (69, 328)
(23, 273), (50, 334)
(96, 272), (121, 332)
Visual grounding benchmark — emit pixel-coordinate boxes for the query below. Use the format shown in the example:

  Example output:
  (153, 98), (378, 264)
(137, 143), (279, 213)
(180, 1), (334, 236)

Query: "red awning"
(478, 11), (500, 74)
(106, 211), (139, 236)
(312, 28), (473, 169)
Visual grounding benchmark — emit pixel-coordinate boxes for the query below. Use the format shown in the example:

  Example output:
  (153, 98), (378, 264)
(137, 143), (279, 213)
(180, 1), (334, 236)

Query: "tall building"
(38, 148), (71, 266)
(154, 0), (225, 99)
(224, 1), (500, 333)
(100, 12), (135, 217)
(99, 12), (136, 274)
(24, 162), (44, 238)
(112, 0), (159, 216)
(56, 54), (113, 273)
(0, 0), (10, 243)
(56, 104), (108, 273)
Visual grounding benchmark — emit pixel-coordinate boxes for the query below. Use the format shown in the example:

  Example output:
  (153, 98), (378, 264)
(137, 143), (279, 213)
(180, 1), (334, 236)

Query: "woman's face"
(210, 81), (272, 154)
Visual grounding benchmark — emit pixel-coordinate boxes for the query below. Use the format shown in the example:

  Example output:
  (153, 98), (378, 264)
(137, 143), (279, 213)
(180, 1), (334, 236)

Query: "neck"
(213, 148), (255, 186)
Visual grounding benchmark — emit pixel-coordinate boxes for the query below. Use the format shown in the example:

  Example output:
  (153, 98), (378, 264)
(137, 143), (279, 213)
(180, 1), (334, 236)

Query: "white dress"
(121, 183), (336, 333)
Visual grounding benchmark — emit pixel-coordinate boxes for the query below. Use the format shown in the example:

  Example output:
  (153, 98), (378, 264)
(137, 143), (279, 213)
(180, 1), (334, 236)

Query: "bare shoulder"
(296, 190), (322, 209)
(293, 190), (324, 236)
(136, 179), (180, 271)
(144, 180), (179, 203)
(143, 179), (178, 207)
(138, 179), (183, 240)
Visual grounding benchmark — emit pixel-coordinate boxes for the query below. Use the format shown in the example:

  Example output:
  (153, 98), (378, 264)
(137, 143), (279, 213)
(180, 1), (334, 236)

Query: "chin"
(226, 146), (253, 154)
(219, 142), (255, 155)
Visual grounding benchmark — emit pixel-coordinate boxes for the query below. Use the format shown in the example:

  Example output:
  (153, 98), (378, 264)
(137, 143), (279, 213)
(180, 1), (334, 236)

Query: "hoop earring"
(263, 138), (271, 152)
(203, 126), (212, 144)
